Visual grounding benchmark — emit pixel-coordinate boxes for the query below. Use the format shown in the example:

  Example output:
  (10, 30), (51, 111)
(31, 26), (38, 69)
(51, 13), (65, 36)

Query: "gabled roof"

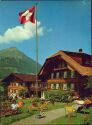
(2, 73), (38, 83)
(39, 50), (92, 76)
(12, 73), (36, 82)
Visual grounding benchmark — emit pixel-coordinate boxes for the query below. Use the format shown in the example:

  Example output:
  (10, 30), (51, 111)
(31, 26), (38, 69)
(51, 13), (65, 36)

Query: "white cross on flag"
(19, 6), (35, 24)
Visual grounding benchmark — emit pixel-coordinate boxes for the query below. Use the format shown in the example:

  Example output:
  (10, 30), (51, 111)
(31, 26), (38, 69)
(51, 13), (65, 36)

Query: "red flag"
(19, 6), (35, 24)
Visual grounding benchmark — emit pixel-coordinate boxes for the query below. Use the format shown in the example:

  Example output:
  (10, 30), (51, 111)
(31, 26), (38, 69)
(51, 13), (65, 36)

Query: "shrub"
(44, 90), (71, 102)
(31, 97), (41, 103)
(19, 88), (27, 98)
(0, 82), (8, 102)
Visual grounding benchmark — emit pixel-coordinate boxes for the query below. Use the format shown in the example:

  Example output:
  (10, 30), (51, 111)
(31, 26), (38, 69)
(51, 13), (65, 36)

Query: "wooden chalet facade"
(39, 50), (92, 96)
(2, 73), (43, 97)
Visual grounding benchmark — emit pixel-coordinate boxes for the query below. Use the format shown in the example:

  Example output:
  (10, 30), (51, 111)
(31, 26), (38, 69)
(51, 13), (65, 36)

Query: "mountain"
(0, 47), (42, 79)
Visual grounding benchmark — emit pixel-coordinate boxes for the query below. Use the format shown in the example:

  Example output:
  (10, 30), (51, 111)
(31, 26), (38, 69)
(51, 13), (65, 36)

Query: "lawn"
(48, 106), (92, 125)
(0, 98), (66, 125)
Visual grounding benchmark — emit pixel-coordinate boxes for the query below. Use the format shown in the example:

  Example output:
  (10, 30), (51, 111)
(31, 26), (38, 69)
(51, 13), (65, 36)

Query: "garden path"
(11, 104), (79, 125)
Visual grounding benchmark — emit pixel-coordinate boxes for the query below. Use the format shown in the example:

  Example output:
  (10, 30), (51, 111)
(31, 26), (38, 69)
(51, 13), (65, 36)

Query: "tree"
(0, 82), (8, 101)
(87, 76), (92, 89)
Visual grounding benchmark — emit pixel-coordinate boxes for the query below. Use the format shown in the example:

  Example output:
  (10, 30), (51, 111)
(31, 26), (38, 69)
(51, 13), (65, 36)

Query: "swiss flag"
(19, 6), (35, 24)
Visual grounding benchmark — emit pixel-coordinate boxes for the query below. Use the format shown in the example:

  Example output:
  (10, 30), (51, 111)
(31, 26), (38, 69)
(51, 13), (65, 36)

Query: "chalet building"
(2, 73), (43, 97)
(39, 49), (92, 96)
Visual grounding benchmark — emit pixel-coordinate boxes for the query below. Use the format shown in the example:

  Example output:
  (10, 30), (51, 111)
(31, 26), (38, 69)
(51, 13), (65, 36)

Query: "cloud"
(81, 0), (90, 6)
(47, 28), (53, 32)
(0, 21), (44, 44)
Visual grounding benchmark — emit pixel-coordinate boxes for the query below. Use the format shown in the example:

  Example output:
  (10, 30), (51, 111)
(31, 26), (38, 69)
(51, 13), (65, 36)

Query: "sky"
(0, 0), (91, 65)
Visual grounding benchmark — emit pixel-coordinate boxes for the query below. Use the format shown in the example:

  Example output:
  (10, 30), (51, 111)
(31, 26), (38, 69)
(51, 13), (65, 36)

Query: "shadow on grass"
(77, 111), (90, 114)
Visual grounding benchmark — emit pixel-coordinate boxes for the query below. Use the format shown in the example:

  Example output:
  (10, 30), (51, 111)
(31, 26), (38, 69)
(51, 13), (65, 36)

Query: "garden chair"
(39, 101), (49, 111)
(35, 101), (49, 118)
(65, 105), (77, 124)
(29, 102), (39, 112)
(65, 105), (77, 117)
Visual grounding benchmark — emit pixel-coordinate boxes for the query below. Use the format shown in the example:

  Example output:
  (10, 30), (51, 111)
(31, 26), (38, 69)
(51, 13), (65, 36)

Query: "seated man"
(74, 99), (85, 112)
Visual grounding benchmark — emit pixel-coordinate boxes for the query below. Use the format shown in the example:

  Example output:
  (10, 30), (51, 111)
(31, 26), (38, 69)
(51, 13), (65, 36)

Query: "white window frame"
(63, 84), (67, 90)
(71, 83), (74, 90)
(71, 71), (75, 78)
(64, 71), (67, 78)
(51, 84), (54, 89)
(56, 72), (59, 79)
(56, 84), (59, 89)
(16, 83), (19, 86)
(51, 73), (54, 79)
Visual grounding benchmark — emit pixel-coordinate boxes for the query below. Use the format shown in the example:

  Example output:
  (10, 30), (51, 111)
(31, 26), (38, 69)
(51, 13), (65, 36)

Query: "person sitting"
(74, 99), (85, 112)
(17, 101), (25, 108)
(11, 100), (18, 110)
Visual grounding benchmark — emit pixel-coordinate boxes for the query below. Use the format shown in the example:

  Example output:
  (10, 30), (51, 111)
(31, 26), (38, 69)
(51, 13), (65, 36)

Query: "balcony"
(29, 86), (45, 91)
(47, 78), (79, 83)
(53, 67), (67, 71)
(8, 86), (25, 90)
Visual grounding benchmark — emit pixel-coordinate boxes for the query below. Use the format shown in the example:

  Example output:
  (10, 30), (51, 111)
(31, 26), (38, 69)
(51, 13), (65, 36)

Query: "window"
(38, 83), (41, 87)
(10, 83), (13, 86)
(62, 61), (66, 68)
(85, 56), (91, 65)
(51, 84), (56, 89)
(53, 84), (56, 89)
(67, 71), (71, 78)
(31, 83), (33, 87)
(51, 84), (54, 89)
(48, 84), (51, 89)
(91, 59), (92, 65)
(16, 90), (18, 93)
(8, 89), (10, 92)
(54, 72), (56, 78)
(85, 60), (90, 65)
(13, 90), (16, 93)
(13, 83), (16, 86)
(16, 83), (19, 86)
(71, 84), (74, 90)
(56, 72), (59, 79)
(56, 84), (59, 89)
(67, 83), (71, 90)
(10, 89), (12, 92)
(51, 73), (54, 79)
(59, 62), (61, 68)
(60, 84), (63, 90)
(12, 90), (14, 93)
(11, 83), (14, 86)
(60, 71), (63, 78)
(63, 84), (67, 90)
(64, 71), (67, 78)
(71, 71), (75, 78)
(21, 83), (23, 86)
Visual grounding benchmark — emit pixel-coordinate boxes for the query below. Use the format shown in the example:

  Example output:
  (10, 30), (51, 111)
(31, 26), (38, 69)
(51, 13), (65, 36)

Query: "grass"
(48, 106), (92, 125)
(0, 98), (65, 125)
(47, 102), (65, 111)
(0, 98), (33, 125)
(0, 112), (34, 125)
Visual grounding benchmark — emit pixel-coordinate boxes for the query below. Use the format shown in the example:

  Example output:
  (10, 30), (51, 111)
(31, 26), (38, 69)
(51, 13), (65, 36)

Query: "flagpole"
(35, 3), (38, 97)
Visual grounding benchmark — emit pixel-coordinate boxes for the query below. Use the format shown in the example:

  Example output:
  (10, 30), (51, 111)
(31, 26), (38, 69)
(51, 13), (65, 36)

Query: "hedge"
(44, 90), (71, 102)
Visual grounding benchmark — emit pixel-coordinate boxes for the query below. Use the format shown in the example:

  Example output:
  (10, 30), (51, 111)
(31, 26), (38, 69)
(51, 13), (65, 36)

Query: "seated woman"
(11, 100), (18, 110)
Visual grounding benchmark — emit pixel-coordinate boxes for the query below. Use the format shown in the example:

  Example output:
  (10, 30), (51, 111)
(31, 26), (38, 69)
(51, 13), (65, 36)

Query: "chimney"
(79, 49), (83, 53)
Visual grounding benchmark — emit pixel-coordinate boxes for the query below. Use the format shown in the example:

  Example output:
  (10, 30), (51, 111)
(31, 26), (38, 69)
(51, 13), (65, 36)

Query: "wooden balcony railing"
(29, 86), (45, 91)
(47, 78), (79, 83)
(53, 67), (67, 71)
